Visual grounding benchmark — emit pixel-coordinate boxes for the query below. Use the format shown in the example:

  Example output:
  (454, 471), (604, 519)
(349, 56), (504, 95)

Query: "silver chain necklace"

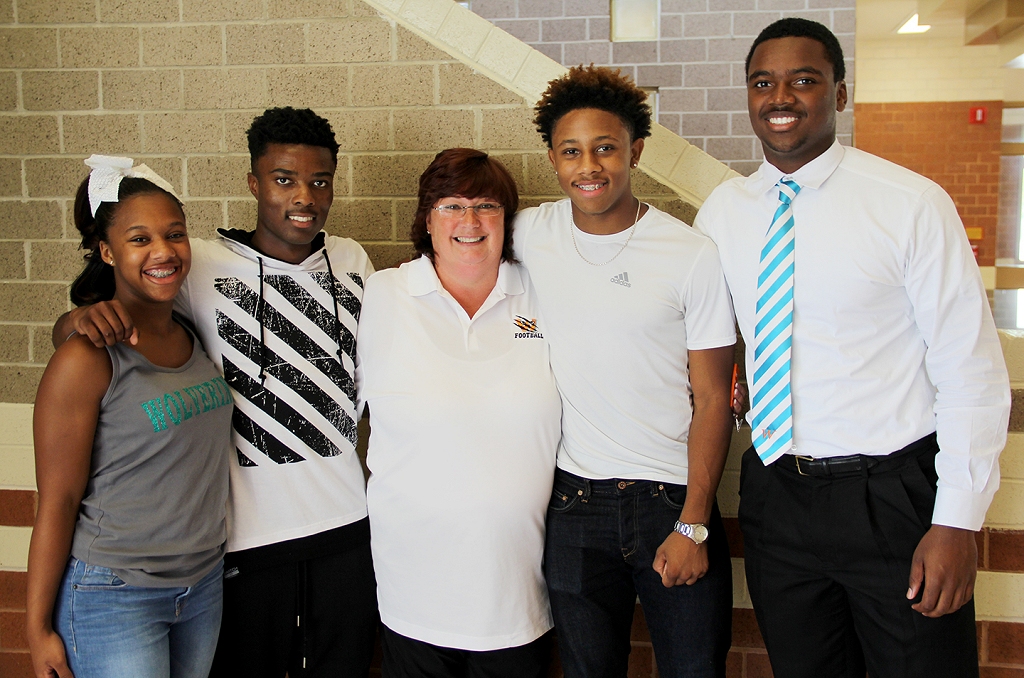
(570, 199), (643, 267)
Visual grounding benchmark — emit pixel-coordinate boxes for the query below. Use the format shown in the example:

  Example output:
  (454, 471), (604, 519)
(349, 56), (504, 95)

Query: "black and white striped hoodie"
(177, 229), (374, 553)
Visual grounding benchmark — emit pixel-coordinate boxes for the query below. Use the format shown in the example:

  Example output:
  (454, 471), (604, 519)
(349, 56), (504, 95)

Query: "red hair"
(410, 148), (519, 262)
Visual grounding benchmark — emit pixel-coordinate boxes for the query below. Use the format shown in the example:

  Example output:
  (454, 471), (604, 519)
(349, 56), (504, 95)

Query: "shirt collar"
(406, 255), (524, 298)
(746, 139), (845, 195)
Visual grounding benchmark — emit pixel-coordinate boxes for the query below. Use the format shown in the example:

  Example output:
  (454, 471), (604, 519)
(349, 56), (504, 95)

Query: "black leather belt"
(775, 433), (938, 478)
(786, 454), (873, 476)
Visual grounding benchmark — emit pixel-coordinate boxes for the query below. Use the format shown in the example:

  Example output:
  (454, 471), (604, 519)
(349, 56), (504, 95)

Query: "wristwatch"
(673, 521), (709, 545)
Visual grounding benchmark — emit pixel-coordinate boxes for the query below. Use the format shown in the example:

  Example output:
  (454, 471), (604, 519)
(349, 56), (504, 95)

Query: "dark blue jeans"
(544, 469), (732, 678)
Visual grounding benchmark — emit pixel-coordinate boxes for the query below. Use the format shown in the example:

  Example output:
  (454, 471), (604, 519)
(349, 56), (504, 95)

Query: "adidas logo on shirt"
(610, 272), (631, 288)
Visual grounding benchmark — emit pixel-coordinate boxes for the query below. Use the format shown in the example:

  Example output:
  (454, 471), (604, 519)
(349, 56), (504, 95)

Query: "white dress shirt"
(695, 140), (1010, 531)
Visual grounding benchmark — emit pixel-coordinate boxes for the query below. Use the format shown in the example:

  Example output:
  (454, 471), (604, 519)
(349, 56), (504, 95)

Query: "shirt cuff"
(931, 485), (994, 532)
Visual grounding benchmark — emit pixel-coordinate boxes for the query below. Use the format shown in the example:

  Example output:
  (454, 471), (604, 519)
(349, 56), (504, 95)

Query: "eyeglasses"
(431, 203), (504, 218)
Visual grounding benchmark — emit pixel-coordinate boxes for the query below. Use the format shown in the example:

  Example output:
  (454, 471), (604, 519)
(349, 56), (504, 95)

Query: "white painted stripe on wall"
(981, 266), (996, 291)
(988, 479), (1024, 529)
(975, 571), (1024, 623)
(0, 403), (33, 444)
(1001, 433), (1024, 480)
(0, 525), (30, 571)
(0, 404), (36, 490)
(0, 445), (35, 490)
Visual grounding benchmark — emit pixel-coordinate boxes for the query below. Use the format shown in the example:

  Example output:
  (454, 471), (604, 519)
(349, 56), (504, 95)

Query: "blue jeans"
(544, 470), (732, 678)
(54, 556), (223, 678)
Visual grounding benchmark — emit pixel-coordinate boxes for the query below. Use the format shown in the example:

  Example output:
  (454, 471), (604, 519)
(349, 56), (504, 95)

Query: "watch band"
(673, 521), (709, 544)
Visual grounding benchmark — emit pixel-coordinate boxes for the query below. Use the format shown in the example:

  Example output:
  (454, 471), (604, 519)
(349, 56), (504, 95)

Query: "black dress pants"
(738, 435), (979, 678)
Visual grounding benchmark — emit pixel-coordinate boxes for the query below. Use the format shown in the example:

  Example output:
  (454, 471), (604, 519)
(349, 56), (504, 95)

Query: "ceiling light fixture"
(897, 13), (931, 34)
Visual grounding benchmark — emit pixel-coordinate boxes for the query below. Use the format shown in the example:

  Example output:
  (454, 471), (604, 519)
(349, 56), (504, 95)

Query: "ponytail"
(70, 177), (115, 306)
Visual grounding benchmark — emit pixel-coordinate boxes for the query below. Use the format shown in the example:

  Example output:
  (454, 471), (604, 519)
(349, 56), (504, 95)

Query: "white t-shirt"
(356, 257), (560, 651)
(178, 233), (374, 552)
(695, 141), (1010, 530)
(514, 200), (736, 484)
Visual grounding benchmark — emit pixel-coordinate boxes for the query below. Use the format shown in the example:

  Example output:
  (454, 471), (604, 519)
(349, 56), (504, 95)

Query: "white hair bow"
(84, 154), (181, 217)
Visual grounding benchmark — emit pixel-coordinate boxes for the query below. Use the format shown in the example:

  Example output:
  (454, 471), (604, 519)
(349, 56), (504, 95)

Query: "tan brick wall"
(0, 0), (695, 405)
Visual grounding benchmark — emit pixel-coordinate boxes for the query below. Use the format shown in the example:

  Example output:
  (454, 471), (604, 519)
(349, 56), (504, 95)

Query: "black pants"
(208, 540), (378, 678)
(380, 626), (551, 678)
(738, 436), (979, 678)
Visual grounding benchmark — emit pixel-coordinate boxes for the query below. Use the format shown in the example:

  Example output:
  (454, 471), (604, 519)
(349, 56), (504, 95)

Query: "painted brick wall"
(854, 36), (1004, 105)
(468, 0), (855, 176)
(854, 101), (1002, 267)
(0, 0), (693, 406)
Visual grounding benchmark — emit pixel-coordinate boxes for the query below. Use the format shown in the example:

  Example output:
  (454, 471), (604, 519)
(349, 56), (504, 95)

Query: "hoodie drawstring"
(322, 250), (344, 363)
(256, 256), (268, 386)
(297, 559), (309, 670)
(255, 252), (342, 387)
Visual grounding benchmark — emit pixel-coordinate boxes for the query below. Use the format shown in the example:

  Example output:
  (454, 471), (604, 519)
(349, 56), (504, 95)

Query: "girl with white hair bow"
(25, 155), (232, 678)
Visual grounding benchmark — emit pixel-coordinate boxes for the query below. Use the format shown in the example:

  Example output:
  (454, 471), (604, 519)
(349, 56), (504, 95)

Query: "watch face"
(693, 524), (709, 543)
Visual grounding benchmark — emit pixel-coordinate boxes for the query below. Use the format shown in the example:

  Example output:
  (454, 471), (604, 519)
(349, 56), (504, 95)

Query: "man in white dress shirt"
(695, 18), (1010, 678)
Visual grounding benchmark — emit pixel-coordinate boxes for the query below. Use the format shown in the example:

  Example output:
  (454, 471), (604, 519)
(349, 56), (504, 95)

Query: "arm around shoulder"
(51, 300), (138, 349)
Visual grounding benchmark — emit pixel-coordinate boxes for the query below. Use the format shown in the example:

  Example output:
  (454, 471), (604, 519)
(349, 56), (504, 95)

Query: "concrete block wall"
(854, 101), (1002, 267)
(0, 0), (694, 407)
(468, 0), (855, 176)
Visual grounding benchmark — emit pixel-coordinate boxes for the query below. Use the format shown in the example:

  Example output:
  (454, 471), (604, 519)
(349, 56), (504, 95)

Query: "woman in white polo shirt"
(356, 148), (561, 677)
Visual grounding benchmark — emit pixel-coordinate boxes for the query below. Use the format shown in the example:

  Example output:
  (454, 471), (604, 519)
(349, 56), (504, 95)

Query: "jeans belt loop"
(581, 478), (590, 503)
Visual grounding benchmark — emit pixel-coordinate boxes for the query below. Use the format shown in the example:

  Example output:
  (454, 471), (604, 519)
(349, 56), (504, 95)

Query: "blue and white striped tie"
(750, 178), (800, 465)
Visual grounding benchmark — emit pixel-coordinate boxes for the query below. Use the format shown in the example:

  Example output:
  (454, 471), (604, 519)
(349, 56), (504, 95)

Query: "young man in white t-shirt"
(515, 66), (736, 677)
(53, 107), (378, 678)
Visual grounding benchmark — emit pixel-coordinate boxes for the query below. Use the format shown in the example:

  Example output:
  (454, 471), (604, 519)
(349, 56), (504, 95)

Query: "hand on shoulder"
(67, 300), (138, 348)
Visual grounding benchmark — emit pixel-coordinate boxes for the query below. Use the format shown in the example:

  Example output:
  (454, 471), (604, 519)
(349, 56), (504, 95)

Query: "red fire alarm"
(970, 106), (987, 124)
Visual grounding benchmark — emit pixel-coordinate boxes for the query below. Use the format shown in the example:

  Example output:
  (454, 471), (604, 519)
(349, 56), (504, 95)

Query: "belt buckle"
(794, 455), (815, 476)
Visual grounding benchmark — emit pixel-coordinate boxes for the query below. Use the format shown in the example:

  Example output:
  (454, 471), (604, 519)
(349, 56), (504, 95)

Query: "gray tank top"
(71, 327), (232, 587)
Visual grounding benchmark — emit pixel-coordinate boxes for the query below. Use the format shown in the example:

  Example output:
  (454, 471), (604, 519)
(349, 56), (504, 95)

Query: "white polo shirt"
(356, 256), (561, 651)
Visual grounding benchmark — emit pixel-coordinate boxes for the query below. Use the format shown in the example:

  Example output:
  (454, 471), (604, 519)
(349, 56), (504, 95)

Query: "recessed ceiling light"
(897, 13), (931, 34)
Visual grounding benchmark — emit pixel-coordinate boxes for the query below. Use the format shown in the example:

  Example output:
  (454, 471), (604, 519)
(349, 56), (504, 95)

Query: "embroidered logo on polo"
(610, 272), (631, 287)
(213, 270), (364, 467)
(513, 315), (543, 339)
